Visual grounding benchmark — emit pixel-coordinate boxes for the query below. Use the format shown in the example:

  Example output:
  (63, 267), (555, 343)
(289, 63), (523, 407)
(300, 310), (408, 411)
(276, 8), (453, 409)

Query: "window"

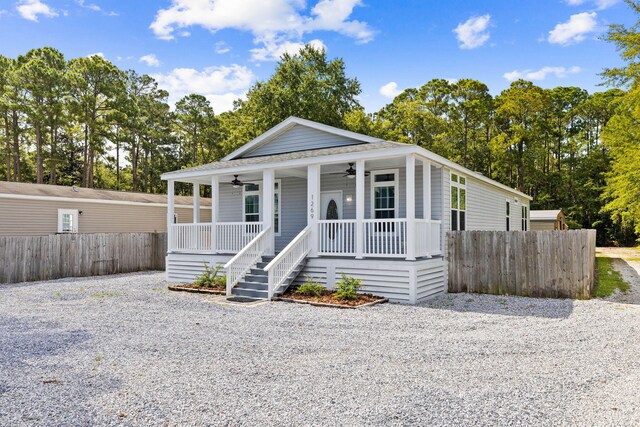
(506, 201), (510, 231)
(242, 180), (281, 235)
(58, 209), (78, 233)
(372, 169), (398, 220)
(450, 173), (466, 231)
(521, 205), (528, 231)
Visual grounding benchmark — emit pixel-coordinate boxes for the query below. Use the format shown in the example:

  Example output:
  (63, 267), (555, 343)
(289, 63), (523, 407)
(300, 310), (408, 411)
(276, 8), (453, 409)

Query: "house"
(530, 209), (568, 231)
(0, 181), (211, 236)
(161, 117), (532, 304)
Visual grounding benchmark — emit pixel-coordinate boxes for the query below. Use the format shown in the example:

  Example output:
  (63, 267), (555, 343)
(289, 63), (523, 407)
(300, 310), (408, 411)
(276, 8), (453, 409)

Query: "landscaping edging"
(272, 296), (389, 309)
(168, 285), (225, 295)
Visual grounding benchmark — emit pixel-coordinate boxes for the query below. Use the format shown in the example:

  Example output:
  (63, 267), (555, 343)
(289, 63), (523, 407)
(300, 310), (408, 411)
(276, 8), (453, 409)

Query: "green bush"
(194, 263), (226, 288)
(333, 273), (363, 301)
(294, 275), (326, 297)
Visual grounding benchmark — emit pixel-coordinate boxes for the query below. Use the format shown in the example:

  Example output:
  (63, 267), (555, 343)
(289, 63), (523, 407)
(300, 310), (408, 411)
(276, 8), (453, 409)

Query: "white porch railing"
(415, 219), (442, 257)
(216, 222), (263, 253)
(318, 220), (356, 256)
(363, 219), (408, 257)
(170, 223), (212, 253)
(265, 226), (311, 299)
(224, 226), (272, 295)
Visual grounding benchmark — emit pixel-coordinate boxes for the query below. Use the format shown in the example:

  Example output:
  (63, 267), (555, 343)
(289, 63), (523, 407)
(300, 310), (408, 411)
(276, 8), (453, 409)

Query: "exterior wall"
(244, 124), (365, 157)
(0, 197), (210, 236)
(166, 253), (232, 283)
(278, 177), (307, 250)
(531, 220), (556, 231)
(442, 167), (530, 232)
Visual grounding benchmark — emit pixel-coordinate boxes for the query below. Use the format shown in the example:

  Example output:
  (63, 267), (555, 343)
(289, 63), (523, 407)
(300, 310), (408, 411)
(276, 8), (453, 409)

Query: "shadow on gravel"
(419, 293), (576, 319)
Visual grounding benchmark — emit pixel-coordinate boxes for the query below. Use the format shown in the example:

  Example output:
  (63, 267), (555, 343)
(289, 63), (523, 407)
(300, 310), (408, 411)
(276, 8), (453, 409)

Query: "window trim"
(521, 205), (528, 231)
(450, 172), (466, 231)
(506, 200), (511, 231)
(241, 179), (282, 236)
(57, 209), (79, 234)
(370, 169), (399, 222)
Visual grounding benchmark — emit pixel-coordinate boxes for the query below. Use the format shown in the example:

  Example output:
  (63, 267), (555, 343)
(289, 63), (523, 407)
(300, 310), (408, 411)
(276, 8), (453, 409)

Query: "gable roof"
(222, 116), (384, 161)
(0, 181), (210, 206)
(530, 209), (563, 221)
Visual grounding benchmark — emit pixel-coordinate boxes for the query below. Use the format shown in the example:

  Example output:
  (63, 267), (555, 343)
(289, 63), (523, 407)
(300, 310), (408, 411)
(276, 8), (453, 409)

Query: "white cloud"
(503, 66), (582, 81)
(250, 37), (326, 61)
(379, 81), (402, 99)
(139, 54), (161, 67)
(215, 41), (231, 54)
(454, 14), (491, 49)
(16, 0), (58, 22)
(76, 0), (118, 16)
(150, 0), (374, 61)
(565, 0), (619, 10)
(548, 12), (598, 45)
(151, 64), (255, 112)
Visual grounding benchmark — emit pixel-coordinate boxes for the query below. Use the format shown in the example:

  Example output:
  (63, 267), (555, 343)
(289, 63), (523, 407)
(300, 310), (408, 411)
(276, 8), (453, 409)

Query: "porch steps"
(231, 255), (307, 299)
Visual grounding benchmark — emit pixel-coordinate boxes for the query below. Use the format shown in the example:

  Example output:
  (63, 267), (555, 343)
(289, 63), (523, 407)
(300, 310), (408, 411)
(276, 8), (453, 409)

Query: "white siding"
(245, 125), (365, 157)
(277, 177), (307, 250)
(416, 261), (447, 303)
(466, 176), (527, 231)
(166, 253), (233, 283)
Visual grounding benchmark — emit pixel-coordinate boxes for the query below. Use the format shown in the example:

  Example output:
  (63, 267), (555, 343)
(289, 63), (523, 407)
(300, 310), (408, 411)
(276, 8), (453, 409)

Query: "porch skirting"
(167, 253), (447, 304)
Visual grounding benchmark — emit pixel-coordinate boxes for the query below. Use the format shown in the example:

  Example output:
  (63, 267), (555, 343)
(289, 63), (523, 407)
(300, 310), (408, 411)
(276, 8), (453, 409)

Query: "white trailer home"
(162, 117), (531, 304)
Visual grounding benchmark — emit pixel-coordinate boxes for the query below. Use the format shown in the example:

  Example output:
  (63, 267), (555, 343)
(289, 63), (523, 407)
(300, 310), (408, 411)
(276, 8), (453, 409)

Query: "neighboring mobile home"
(161, 117), (532, 304)
(530, 209), (568, 231)
(0, 181), (210, 236)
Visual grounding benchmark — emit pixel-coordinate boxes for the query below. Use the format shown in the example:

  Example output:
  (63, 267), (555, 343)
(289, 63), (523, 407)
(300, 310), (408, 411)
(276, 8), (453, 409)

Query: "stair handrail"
(224, 226), (272, 295)
(264, 225), (312, 299)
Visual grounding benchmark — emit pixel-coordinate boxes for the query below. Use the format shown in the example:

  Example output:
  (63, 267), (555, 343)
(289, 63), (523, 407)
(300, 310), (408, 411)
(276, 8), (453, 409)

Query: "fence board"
(0, 233), (167, 284)
(447, 230), (596, 299)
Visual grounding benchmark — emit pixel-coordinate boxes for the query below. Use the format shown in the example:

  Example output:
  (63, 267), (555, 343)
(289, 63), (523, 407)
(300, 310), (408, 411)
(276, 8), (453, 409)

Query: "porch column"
(193, 183), (200, 223)
(167, 180), (175, 253)
(355, 159), (365, 259)
(423, 159), (431, 221)
(307, 164), (320, 257)
(211, 175), (219, 253)
(406, 155), (416, 261)
(263, 169), (275, 255)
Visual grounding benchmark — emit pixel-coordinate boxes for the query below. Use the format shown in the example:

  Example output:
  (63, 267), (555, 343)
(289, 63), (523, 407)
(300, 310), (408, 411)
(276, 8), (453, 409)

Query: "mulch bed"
(168, 284), (226, 295)
(274, 290), (388, 309)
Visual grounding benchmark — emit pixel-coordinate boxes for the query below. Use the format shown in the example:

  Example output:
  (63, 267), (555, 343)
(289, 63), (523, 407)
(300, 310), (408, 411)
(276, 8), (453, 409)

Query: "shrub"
(294, 275), (326, 297)
(194, 263), (226, 288)
(333, 273), (363, 301)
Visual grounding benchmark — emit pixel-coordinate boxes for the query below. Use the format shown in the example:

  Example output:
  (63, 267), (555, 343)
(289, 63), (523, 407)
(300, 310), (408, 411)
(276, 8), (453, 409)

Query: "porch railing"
(415, 219), (442, 257)
(265, 225), (311, 299)
(216, 222), (263, 253)
(171, 223), (212, 253)
(224, 226), (272, 295)
(318, 220), (356, 256)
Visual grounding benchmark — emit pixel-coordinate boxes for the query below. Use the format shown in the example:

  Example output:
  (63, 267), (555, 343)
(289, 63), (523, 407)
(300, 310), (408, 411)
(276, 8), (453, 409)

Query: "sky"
(0, 0), (634, 113)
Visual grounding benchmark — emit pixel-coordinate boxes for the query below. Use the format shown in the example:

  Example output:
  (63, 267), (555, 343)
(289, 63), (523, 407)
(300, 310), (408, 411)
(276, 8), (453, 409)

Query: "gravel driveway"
(1, 269), (639, 426)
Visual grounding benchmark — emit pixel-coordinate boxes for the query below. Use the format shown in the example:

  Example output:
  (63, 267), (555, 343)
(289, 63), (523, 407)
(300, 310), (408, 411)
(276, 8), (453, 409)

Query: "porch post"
(211, 175), (219, 253)
(263, 169), (275, 255)
(355, 159), (365, 259)
(406, 155), (416, 261)
(193, 183), (200, 223)
(307, 164), (320, 257)
(167, 179), (175, 253)
(423, 159), (431, 221)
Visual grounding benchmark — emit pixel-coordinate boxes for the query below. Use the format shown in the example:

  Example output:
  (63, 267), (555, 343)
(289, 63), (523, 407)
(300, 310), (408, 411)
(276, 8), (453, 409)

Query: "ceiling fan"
(222, 175), (257, 188)
(329, 162), (370, 179)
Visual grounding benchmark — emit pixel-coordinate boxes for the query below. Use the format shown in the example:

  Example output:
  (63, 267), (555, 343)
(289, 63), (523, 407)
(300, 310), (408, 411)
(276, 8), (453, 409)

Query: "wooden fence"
(0, 232), (167, 284)
(447, 230), (597, 299)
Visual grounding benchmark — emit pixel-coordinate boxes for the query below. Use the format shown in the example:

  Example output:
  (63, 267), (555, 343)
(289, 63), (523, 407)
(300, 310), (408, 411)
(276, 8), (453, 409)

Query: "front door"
(320, 191), (343, 220)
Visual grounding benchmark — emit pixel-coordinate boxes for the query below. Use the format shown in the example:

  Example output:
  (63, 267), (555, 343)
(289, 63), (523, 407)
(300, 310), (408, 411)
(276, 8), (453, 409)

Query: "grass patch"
(593, 257), (630, 298)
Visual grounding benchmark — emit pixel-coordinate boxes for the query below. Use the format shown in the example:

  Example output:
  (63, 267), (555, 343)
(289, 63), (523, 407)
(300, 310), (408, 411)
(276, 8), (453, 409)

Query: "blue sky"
(0, 0), (634, 113)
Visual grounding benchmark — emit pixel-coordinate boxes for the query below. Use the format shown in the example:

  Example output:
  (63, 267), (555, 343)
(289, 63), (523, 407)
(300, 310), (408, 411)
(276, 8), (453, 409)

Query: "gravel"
(1, 269), (640, 426)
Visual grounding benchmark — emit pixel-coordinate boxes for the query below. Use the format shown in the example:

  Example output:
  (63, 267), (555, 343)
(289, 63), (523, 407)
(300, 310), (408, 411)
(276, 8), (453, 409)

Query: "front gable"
(223, 117), (384, 160)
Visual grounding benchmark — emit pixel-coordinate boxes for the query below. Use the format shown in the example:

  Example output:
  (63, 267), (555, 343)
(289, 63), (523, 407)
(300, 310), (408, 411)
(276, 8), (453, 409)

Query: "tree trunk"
(4, 114), (10, 181)
(49, 126), (57, 184)
(11, 110), (20, 181)
(82, 124), (88, 187)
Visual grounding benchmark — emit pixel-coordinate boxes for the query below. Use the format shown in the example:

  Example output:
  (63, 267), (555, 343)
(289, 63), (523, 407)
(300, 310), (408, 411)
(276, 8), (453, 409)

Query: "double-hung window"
(451, 173), (466, 231)
(372, 170), (398, 233)
(506, 201), (511, 231)
(242, 180), (281, 235)
(521, 205), (528, 231)
(58, 209), (79, 233)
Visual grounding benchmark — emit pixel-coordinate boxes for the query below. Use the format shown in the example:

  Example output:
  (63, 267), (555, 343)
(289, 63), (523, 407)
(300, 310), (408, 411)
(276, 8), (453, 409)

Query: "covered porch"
(166, 153), (444, 261)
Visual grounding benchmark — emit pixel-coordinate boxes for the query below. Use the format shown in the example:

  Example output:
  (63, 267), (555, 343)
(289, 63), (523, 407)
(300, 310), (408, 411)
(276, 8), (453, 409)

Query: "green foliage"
(593, 256), (630, 297)
(333, 273), (363, 301)
(294, 275), (326, 297)
(194, 263), (225, 288)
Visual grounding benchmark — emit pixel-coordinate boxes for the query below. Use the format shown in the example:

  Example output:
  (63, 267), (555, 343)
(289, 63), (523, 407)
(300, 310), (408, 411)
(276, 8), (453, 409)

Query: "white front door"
(320, 191), (343, 220)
